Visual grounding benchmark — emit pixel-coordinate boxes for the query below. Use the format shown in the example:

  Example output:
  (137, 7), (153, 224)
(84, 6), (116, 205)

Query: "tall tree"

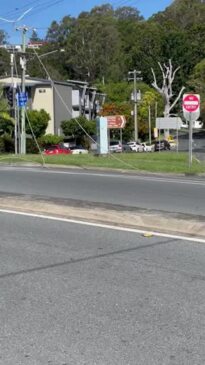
(0, 30), (7, 45)
(65, 6), (123, 82)
(151, 59), (185, 117)
(29, 30), (41, 42)
(114, 6), (143, 21)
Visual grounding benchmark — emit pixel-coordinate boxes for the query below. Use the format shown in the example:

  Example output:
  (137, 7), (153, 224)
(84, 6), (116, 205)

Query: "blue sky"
(0, 0), (172, 43)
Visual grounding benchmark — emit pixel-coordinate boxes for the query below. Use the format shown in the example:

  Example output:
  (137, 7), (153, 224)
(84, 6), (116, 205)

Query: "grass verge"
(0, 152), (204, 174)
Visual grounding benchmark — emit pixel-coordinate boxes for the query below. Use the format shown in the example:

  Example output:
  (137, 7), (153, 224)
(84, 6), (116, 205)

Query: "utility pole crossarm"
(128, 69), (142, 141)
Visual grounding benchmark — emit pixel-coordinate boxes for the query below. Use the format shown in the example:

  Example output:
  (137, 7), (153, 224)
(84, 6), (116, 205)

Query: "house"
(0, 76), (105, 136)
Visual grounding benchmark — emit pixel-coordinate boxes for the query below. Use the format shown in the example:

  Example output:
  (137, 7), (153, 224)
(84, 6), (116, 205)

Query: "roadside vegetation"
(0, 152), (204, 174)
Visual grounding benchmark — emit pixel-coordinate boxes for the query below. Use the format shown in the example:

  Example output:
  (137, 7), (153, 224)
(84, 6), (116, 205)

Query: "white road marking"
(1, 166), (205, 187)
(0, 208), (205, 244)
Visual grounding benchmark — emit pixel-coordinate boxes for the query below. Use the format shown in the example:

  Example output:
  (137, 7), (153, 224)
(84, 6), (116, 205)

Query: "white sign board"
(156, 117), (182, 130)
(183, 94), (200, 122)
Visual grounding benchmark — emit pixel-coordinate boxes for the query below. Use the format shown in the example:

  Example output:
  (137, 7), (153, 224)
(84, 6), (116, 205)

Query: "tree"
(99, 81), (163, 141)
(188, 59), (205, 122)
(152, 0), (205, 29)
(151, 59), (185, 117)
(46, 16), (75, 45)
(114, 6), (143, 21)
(61, 116), (96, 146)
(0, 29), (7, 45)
(0, 48), (10, 76)
(26, 109), (50, 138)
(65, 6), (123, 82)
(117, 21), (164, 84)
(0, 87), (14, 136)
(30, 30), (41, 42)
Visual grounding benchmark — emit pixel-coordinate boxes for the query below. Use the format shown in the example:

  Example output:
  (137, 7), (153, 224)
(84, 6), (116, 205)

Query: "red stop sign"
(183, 94), (200, 113)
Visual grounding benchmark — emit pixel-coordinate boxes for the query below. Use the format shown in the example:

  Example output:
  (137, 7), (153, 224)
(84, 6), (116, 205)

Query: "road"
(178, 129), (205, 160)
(0, 166), (205, 216)
(1, 211), (205, 365)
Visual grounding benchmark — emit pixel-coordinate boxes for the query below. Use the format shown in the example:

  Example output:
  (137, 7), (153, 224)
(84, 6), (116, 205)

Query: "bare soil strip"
(0, 194), (204, 239)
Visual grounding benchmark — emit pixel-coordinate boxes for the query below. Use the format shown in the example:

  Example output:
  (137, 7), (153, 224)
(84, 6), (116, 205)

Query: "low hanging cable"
(33, 48), (139, 171)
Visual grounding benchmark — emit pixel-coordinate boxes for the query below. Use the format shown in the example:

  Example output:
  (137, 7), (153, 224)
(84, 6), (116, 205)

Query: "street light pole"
(148, 104), (151, 145)
(10, 53), (18, 154)
(16, 26), (28, 154)
(128, 69), (142, 141)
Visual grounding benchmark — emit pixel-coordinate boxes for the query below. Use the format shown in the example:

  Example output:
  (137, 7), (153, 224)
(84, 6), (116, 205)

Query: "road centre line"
(1, 166), (205, 187)
(0, 208), (205, 244)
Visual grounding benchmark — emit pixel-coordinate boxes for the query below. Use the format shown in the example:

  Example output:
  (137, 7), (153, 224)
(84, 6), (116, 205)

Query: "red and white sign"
(183, 94), (200, 113)
(106, 115), (126, 129)
(183, 94), (200, 122)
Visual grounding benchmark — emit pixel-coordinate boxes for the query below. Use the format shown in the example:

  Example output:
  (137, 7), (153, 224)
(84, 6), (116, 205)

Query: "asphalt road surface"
(0, 166), (205, 216)
(1, 212), (205, 365)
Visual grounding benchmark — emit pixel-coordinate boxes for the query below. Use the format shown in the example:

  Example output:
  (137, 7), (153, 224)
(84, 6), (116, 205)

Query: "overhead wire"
(32, 48), (139, 171)
(0, 0), (65, 27)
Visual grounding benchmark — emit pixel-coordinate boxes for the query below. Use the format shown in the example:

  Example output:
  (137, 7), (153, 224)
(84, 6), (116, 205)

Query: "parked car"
(127, 141), (144, 152)
(43, 145), (72, 155)
(168, 139), (177, 150)
(70, 146), (88, 154)
(109, 141), (122, 153)
(154, 140), (171, 151)
(122, 143), (133, 152)
(181, 120), (203, 129)
(141, 143), (154, 152)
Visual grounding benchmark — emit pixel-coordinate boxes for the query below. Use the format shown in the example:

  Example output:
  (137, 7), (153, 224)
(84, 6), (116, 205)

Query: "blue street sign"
(16, 92), (28, 107)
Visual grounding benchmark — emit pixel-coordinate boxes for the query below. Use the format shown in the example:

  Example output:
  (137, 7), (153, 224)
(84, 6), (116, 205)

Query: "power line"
(0, 0), (65, 27)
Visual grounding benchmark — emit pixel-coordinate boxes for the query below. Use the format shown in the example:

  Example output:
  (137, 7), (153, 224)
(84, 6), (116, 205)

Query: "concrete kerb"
(0, 195), (205, 239)
(1, 161), (205, 178)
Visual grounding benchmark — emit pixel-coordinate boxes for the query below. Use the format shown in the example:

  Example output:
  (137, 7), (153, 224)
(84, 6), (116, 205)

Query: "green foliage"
(38, 134), (63, 147)
(100, 81), (163, 140)
(0, 29), (7, 45)
(0, 137), (5, 152)
(0, 134), (14, 153)
(26, 139), (39, 154)
(26, 109), (50, 138)
(188, 59), (205, 122)
(61, 116), (96, 138)
(65, 7), (123, 82)
(30, 30), (41, 42)
(0, 88), (14, 136)
(3, 134), (14, 153)
(0, 48), (10, 75)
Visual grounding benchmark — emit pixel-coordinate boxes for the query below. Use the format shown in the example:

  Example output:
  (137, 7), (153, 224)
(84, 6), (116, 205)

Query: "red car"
(43, 145), (72, 155)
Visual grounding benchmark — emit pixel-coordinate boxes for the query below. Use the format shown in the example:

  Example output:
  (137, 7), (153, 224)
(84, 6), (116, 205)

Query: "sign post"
(182, 94), (200, 168)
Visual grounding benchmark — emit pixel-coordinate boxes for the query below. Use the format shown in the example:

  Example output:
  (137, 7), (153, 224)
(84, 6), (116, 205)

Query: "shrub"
(0, 137), (5, 153)
(38, 134), (63, 148)
(26, 139), (39, 154)
(3, 134), (14, 153)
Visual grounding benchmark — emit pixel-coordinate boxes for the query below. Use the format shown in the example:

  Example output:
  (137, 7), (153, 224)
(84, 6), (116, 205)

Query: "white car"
(140, 143), (154, 152)
(70, 146), (88, 154)
(182, 120), (203, 129)
(127, 141), (144, 152)
(109, 141), (122, 153)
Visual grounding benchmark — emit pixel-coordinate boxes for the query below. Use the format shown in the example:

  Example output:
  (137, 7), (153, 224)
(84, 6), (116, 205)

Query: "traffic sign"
(183, 94), (200, 113)
(183, 94), (200, 122)
(105, 115), (126, 129)
(16, 92), (28, 107)
(182, 94), (200, 168)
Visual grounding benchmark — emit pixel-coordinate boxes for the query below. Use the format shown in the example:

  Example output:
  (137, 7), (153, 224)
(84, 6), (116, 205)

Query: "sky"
(0, 0), (172, 44)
